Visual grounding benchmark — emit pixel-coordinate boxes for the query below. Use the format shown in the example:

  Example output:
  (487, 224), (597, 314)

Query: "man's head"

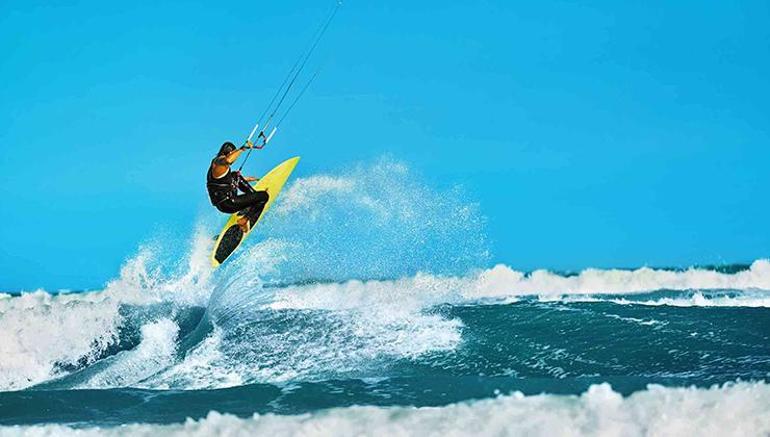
(218, 141), (237, 157)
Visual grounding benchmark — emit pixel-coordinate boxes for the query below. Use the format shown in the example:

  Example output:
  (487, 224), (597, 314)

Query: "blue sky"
(1, 1), (769, 290)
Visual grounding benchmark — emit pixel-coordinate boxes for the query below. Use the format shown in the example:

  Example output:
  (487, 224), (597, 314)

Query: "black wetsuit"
(206, 161), (268, 214)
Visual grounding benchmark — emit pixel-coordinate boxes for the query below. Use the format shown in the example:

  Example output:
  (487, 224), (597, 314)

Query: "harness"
(206, 161), (239, 207)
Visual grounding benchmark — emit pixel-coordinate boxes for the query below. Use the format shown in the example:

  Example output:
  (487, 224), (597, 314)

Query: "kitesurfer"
(206, 141), (269, 233)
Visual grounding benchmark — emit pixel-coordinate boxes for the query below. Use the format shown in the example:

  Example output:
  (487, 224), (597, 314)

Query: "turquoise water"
(1, 162), (769, 435)
(2, 294), (770, 427)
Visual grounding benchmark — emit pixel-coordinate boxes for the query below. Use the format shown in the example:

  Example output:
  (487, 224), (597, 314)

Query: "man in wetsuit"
(206, 141), (269, 233)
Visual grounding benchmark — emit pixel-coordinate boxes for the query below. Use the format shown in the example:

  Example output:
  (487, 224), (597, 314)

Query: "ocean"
(1, 162), (769, 436)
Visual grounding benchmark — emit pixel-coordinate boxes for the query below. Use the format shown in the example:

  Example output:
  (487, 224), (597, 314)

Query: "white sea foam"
(0, 255), (167, 392)
(592, 292), (770, 308)
(4, 260), (768, 391)
(76, 319), (180, 389)
(141, 328), (245, 390)
(5, 160), (770, 395)
(160, 260), (770, 389)
(3, 259), (769, 391)
(471, 260), (770, 297)
(0, 226), (215, 391)
(555, 292), (770, 308)
(154, 275), (464, 389)
(267, 273), (468, 312)
(0, 290), (127, 391)
(264, 260), (770, 313)
(2, 382), (769, 437)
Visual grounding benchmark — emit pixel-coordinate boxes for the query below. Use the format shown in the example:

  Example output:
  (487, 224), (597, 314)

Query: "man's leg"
(229, 191), (269, 232)
(229, 191), (268, 211)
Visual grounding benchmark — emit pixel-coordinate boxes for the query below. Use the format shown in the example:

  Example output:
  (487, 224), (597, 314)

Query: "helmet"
(218, 141), (237, 157)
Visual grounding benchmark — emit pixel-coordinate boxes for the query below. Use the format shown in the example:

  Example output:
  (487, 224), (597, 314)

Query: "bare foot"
(237, 216), (251, 234)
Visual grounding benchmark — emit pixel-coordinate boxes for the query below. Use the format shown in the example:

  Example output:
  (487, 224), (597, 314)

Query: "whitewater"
(1, 160), (769, 436)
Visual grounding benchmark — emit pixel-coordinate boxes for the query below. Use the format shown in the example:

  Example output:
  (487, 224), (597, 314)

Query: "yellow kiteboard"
(210, 156), (300, 268)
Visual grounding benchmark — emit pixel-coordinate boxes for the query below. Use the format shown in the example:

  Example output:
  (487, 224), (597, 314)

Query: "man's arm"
(219, 140), (255, 165)
(212, 141), (255, 171)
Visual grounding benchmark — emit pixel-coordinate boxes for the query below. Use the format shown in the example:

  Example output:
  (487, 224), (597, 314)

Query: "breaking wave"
(2, 382), (769, 436)
(1, 159), (768, 431)
(2, 254), (769, 391)
(3, 258), (769, 392)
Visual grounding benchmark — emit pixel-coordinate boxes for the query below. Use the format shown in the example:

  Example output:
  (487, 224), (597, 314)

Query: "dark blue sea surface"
(1, 286), (769, 427)
(1, 166), (769, 434)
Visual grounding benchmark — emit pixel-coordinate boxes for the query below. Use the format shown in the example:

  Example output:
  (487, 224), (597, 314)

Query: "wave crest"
(4, 382), (768, 436)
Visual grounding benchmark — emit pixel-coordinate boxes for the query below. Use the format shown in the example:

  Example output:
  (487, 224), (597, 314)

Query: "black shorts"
(216, 191), (269, 214)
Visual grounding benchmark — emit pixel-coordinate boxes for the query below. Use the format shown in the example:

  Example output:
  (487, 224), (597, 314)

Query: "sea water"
(1, 161), (769, 436)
